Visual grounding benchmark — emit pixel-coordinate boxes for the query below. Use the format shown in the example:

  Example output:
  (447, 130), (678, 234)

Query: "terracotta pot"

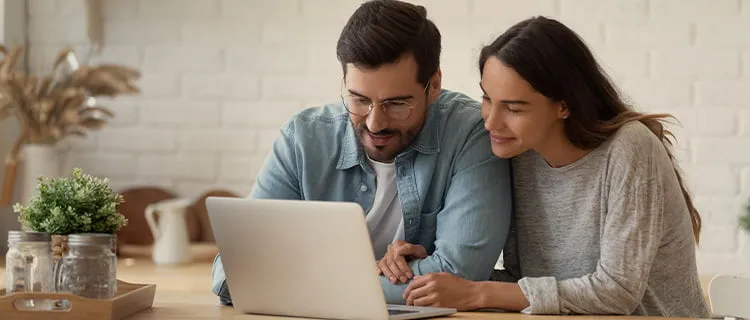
(51, 234), (118, 261)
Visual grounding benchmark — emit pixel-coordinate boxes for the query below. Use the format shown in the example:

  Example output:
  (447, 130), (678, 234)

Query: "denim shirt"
(211, 89), (512, 305)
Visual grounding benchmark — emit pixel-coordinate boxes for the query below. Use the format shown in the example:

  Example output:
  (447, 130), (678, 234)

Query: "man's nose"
(366, 105), (390, 133)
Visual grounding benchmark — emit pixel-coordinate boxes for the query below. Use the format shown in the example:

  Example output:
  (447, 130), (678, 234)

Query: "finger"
(386, 259), (408, 283)
(394, 255), (413, 280)
(389, 246), (412, 281)
(396, 243), (428, 259)
(377, 260), (387, 276)
(395, 243), (417, 256)
(412, 293), (439, 307)
(380, 259), (398, 284)
(405, 284), (433, 305)
(403, 275), (424, 297)
(379, 260), (393, 282)
(410, 244), (428, 258)
(408, 274), (432, 288)
(414, 245), (428, 258)
(403, 283), (414, 301)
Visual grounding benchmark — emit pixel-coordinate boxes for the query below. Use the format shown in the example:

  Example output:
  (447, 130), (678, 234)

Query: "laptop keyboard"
(388, 309), (419, 315)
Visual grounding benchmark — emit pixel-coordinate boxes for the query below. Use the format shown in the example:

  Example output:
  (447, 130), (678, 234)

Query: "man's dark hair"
(336, 0), (441, 86)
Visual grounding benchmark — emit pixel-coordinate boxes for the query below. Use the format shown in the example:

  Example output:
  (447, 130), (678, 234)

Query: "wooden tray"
(0, 280), (156, 320)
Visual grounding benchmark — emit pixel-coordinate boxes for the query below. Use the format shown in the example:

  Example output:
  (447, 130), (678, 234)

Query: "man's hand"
(376, 240), (428, 284)
(403, 272), (482, 311)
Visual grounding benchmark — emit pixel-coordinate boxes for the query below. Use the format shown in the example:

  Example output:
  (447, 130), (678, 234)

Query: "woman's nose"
(483, 106), (504, 131)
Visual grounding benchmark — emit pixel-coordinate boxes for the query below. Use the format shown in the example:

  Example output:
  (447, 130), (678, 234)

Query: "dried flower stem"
(0, 128), (29, 205)
(0, 44), (140, 206)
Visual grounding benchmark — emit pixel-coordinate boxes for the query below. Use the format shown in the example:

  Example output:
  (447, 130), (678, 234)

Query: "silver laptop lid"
(207, 198), (391, 320)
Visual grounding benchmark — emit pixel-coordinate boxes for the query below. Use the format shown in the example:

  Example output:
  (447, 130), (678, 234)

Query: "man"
(211, 0), (512, 305)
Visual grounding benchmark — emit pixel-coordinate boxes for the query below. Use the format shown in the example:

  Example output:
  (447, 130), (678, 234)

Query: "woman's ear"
(558, 101), (570, 119)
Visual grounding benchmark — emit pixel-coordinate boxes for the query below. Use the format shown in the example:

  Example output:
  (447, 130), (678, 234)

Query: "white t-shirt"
(365, 158), (405, 260)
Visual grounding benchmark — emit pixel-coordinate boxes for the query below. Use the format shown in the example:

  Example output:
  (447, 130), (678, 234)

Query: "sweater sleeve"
(518, 148), (665, 315)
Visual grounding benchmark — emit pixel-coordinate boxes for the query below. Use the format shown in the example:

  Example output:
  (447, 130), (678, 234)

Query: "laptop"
(206, 197), (458, 320)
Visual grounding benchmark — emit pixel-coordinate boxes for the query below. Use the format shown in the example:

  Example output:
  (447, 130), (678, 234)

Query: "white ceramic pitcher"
(145, 198), (193, 265)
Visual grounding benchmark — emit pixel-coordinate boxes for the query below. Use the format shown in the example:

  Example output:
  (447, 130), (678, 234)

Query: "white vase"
(20, 144), (60, 204)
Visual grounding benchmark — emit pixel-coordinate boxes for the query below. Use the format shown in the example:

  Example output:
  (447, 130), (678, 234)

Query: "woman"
(399, 16), (711, 318)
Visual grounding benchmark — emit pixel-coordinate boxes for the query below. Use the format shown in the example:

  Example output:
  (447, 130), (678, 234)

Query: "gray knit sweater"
(498, 121), (710, 318)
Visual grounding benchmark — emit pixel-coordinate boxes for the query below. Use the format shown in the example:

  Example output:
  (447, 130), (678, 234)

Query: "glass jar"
(5, 231), (55, 294)
(54, 233), (117, 299)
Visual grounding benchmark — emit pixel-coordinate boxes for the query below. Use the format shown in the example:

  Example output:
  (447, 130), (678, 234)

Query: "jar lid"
(8, 230), (50, 242)
(68, 233), (113, 247)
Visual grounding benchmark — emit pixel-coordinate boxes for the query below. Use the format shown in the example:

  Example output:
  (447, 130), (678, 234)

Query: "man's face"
(342, 54), (438, 162)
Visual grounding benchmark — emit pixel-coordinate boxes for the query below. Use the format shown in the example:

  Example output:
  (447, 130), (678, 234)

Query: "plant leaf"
(49, 89), (86, 126)
(48, 125), (62, 139)
(15, 168), (128, 235)
(57, 108), (81, 127)
(78, 116), (108, 130)
(0, 90), (14, 113)
(0, 106), (11, 120)
(91, 64), (141, 79)
(6, 77), (39, 132)
(63, 127), (87, 138)
(79, 105), (114, 118)
(0, 46), (23, 77)
(77, 68), (140, 97)
(52, 48), (75, 70)
(37, 75), (54, 96)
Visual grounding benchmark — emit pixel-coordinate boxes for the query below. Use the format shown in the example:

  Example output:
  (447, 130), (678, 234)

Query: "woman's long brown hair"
(479, 16), (701, 244)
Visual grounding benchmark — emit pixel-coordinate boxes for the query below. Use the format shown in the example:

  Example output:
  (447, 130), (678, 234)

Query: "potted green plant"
(13, 167), (128, 259)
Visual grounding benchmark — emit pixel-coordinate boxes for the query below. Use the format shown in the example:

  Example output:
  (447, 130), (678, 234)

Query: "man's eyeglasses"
(340, 79), (430, 121)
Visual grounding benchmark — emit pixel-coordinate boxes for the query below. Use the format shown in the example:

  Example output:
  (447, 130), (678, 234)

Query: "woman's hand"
(405, 273), (531, 312)
(376, 240), (428, 284)
(402, 272), (482, 311)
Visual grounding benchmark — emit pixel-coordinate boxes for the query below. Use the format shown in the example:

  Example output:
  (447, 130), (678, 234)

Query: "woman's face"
(479, 56), (568, 159)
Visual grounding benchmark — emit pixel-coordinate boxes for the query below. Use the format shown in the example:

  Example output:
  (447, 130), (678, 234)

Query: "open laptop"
(206, 197), (457, 320)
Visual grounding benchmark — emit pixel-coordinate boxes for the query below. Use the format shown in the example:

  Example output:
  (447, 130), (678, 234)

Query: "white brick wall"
(25, 0), (750, 274)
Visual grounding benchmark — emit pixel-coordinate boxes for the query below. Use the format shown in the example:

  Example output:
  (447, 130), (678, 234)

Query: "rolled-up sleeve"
(211, 254), (233, 305)
(381, 123), (512, 304)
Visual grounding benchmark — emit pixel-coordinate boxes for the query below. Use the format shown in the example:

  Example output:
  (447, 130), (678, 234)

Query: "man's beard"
(356, 123), (419, 162)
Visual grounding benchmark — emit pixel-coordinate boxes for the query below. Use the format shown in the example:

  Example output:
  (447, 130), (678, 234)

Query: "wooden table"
(1, 258), (714, 319)
(128, 300), (709, 320)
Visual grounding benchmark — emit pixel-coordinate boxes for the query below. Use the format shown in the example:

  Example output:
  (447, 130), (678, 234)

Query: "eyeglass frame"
(340, 78), (432, 121)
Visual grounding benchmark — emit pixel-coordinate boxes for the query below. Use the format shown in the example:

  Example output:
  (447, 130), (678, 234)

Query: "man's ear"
(427, 69), (442, 104)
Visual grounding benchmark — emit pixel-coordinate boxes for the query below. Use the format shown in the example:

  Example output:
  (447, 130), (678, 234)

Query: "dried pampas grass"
(0, 45), (141, 205)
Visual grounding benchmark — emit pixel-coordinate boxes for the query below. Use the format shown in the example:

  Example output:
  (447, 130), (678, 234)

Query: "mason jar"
(55, 233), (117, 299)
(5, 231), (55, 295)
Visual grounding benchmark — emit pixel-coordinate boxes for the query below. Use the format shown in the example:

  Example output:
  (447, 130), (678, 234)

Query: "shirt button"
(360, 185), (368, 192)
(408, 218), (414, 225)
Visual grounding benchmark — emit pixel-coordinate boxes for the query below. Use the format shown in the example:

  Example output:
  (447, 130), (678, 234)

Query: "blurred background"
(0, 0), (748, 276)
